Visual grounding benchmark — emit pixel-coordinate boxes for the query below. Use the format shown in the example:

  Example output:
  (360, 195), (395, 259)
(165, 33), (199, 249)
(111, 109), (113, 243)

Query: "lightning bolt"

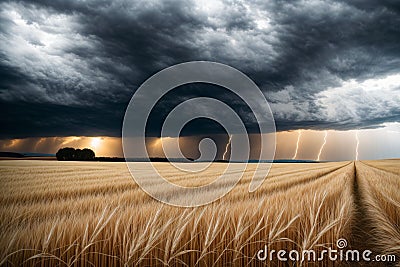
(292, 130), (302, 160)
(355, 131), (360, 161)
(317, 131), (328, 161)
(223, 135), (232, 161)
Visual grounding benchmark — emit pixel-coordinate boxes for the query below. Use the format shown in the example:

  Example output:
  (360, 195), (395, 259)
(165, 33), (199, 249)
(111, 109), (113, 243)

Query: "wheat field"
(0, 160), (399, 266)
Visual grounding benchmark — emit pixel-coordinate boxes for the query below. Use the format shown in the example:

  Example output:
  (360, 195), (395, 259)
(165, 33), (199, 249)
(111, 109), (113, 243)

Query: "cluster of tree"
(95, 157), (125, 162)
(56, 147), (95, 161)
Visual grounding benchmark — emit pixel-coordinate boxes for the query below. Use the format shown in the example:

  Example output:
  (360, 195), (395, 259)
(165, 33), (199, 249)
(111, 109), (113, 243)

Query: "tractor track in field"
(349, 162), (394, 267)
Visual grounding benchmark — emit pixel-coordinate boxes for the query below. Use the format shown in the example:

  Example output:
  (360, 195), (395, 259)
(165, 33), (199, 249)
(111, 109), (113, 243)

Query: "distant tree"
(56, 147), (75, 161)
(75, 148), (95, 160)
(82, 148), (95, 160)
(75, 149), (82, 160)
(56, 147), (95, 161)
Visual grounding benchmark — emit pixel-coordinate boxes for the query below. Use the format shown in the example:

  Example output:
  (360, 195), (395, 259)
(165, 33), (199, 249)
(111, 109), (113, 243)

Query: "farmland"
(0, 160), (399, 266)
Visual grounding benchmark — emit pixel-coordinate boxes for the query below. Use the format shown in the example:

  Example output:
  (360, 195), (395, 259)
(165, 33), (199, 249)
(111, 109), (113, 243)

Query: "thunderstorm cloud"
(1, 0), (399, 138)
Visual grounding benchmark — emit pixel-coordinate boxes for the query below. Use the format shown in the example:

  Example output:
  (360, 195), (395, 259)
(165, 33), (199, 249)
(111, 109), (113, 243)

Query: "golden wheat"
(0, 160), (397, 266)
(355, 161), (400, 265)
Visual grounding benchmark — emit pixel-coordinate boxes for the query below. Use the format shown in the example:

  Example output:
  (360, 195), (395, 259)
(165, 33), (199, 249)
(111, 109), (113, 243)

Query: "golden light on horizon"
(0, 136), (122, 157)
(0, 123), (399, 160)
(90, 137), (102, 150)
(60, 136), (81, 147)
(147, 137), (175, 158)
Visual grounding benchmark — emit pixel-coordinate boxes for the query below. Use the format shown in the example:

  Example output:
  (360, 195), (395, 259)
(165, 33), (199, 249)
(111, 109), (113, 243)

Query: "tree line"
(56, 147), (95, 161)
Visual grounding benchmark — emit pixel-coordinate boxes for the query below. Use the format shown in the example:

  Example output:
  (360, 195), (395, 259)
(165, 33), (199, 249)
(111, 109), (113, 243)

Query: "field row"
(355, 161), (400, 262)
(0, 160), (399, 266)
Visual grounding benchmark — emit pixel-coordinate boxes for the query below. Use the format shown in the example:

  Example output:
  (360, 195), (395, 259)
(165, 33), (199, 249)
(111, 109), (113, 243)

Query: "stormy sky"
(1, 0), (400, 139)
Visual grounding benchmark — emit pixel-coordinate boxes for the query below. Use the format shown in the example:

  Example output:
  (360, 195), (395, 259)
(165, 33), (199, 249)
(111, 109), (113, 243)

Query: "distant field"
(0, 160), (399, 266)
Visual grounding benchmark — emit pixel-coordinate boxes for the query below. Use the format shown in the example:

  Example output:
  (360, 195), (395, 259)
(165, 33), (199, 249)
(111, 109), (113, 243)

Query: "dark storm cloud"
(0, 101), (124, 139)
(0, 0), (399, 138)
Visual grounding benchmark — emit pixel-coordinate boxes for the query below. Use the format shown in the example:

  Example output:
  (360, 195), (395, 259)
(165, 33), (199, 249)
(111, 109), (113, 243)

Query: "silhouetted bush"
(80, 148), (95, 160)
(56, 147), (95, 161)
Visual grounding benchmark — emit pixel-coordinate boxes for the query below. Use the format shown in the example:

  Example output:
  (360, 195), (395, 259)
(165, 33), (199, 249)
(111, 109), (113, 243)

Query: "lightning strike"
(223, 135), (232, 161)
(292, 130), (302, 160)
(317, 131), (328, 161)
(355, 131), (360, 161)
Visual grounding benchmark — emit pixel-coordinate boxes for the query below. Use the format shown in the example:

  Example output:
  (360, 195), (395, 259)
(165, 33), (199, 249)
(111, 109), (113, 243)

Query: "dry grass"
(0, 160), (397, 266)
(355, 161), (400, 265)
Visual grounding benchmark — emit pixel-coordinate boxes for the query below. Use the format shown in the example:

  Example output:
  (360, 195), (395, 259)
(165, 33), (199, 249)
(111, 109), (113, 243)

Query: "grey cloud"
(0, 0), (399, 138)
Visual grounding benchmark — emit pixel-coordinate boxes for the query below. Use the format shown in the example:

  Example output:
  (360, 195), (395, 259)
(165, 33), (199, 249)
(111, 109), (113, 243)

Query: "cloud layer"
(1, 0), (399, 138)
